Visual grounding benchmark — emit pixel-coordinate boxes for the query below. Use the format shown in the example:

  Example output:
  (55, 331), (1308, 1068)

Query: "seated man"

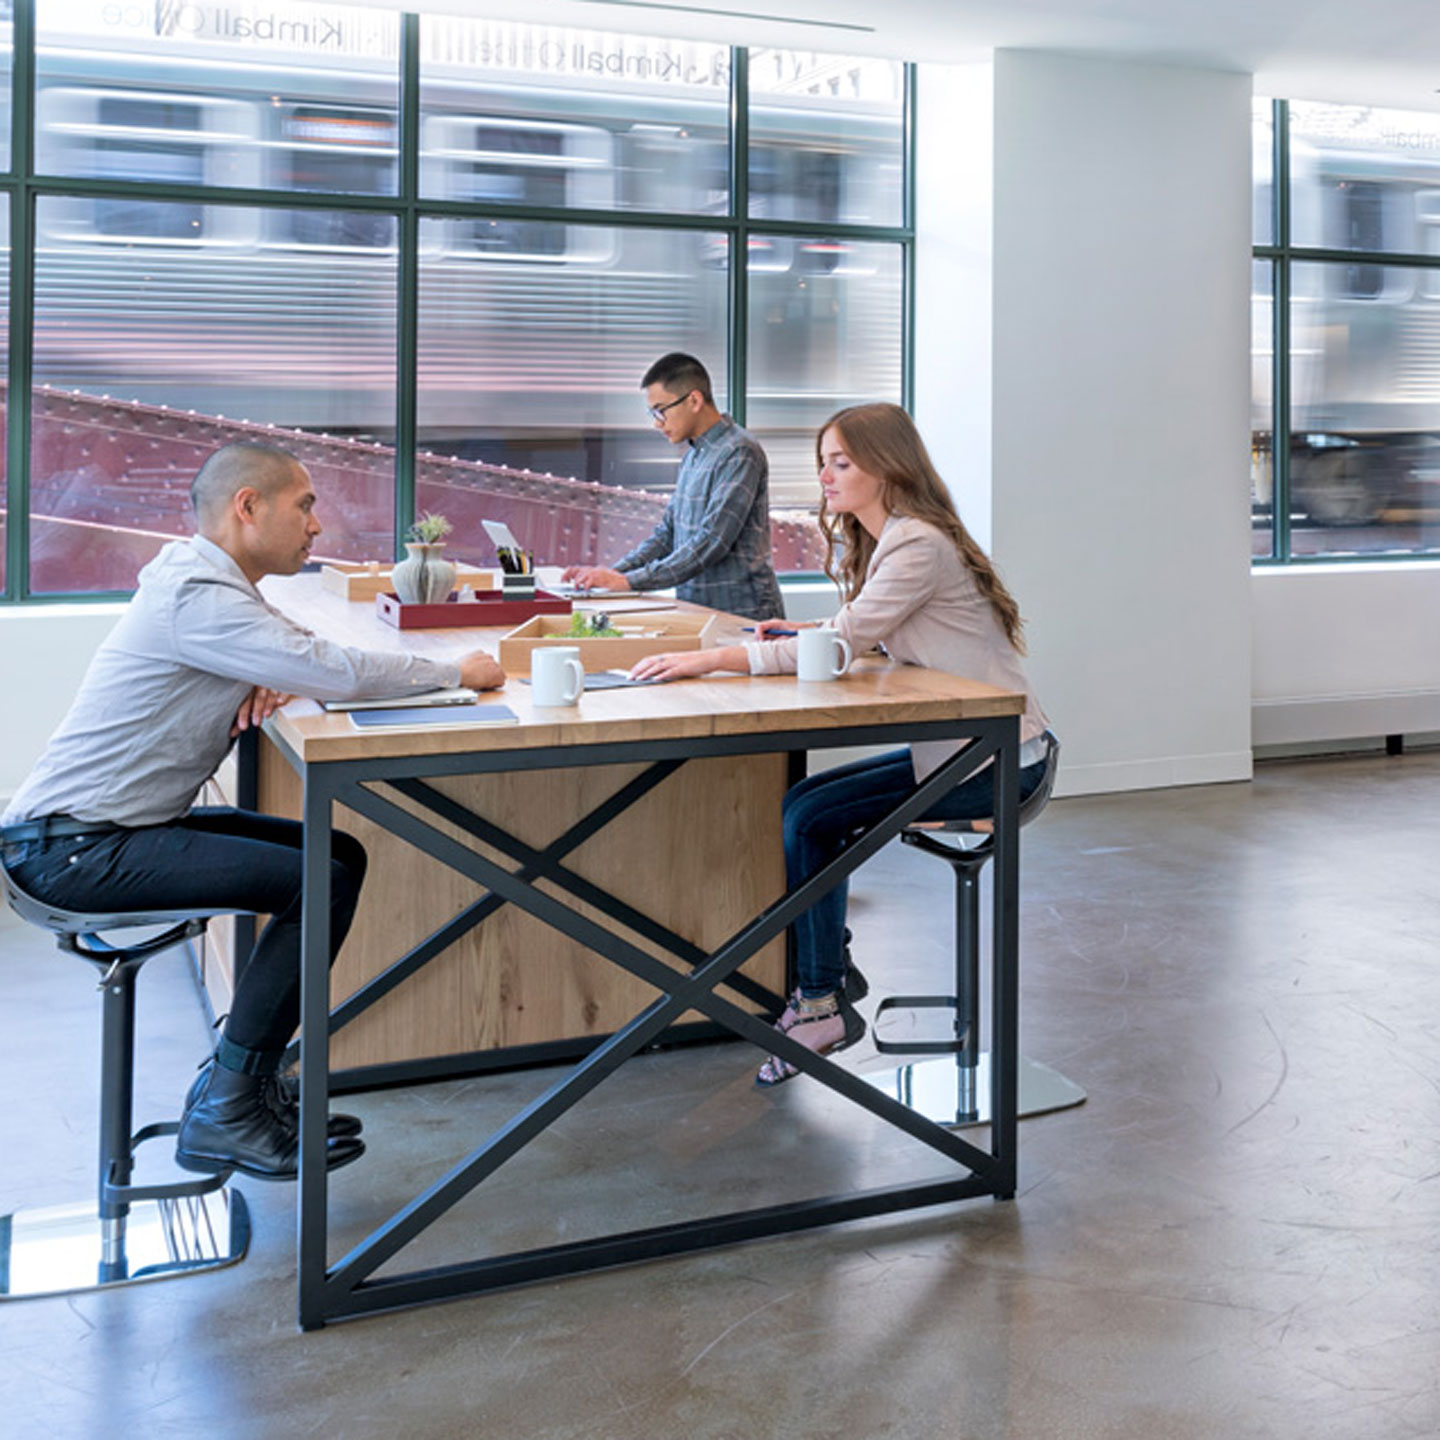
(0, 442), (505, 1182)
(562, 352), (785, 621)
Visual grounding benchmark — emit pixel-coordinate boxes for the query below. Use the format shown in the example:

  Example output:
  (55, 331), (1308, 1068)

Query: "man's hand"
(459, 651), (506, 691)
(231, 686), (293, 737)
(560, 565), (631, 593)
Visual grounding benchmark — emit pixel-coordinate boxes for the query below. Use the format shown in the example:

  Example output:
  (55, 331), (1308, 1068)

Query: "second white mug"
(796, 626), (852, 682)
(532, 645), (584, 706)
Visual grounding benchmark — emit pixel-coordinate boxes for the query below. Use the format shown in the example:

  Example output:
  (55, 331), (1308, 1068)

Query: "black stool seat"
(0, 866), (249, 1299)
(863, 733), (1086, 1126)
(877, 732), (1063, 1056)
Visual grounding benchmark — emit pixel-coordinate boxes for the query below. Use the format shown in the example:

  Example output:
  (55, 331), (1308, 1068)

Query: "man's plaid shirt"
(617, 416), (784, 621)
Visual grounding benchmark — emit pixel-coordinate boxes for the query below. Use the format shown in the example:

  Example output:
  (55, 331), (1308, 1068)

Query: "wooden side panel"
(257, 744), (788, 1070)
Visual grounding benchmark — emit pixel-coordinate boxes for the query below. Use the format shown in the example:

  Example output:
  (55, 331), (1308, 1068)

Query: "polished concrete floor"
(2, 750), (1439, 1440)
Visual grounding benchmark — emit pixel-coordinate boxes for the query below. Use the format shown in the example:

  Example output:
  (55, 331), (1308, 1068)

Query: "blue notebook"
(349, 703), (519, 729)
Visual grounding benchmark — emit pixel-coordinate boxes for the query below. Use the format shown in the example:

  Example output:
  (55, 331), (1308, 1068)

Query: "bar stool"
(865, 732), (1085, 1126)
(0, 867), (249, 1300)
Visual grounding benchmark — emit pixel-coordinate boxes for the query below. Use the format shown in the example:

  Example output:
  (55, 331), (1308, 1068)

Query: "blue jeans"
(784, 748), (1047, 999)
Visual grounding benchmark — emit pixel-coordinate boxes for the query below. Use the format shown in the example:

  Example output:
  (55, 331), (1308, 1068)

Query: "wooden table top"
(260, 573), (1025, 765)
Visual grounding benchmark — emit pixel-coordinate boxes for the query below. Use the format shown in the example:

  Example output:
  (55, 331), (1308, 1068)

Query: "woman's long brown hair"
(817, 403), (1026, 653)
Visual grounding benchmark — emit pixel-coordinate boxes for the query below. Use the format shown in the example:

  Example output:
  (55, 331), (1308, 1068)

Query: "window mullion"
(394, 10), (420, 559)
(1273, 98), (1291, 562)
(730, 45), (748, 426)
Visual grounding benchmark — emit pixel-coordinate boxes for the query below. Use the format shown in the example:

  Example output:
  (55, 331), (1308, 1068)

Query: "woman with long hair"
(630, 403), (1052, 1086)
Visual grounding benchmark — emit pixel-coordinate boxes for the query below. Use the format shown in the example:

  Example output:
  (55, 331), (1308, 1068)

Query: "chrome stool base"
(861, 1052), (1086, 1129)
(0, 1187), (249, 1300)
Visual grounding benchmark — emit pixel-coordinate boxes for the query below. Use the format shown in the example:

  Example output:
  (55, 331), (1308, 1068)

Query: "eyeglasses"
(647, 393), (690, 422)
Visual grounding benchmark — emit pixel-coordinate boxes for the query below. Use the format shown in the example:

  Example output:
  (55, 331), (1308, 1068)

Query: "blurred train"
(1254, 115), (1440, 526)
(26, 8), (905, 507)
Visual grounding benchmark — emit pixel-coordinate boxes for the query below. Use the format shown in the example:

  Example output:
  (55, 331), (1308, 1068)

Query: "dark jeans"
(4, 807), (366, 1055)
(784, 749), (1046, 999)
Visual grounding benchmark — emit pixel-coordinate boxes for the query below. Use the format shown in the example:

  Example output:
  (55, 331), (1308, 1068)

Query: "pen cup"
(502, 572), (536, 599)
(531, 646), (584, 706)
(796, 626), (852, 682)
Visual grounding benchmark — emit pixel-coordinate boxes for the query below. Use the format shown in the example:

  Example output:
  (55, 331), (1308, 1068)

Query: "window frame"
(1, 2), (915, 602)
(1255, 96), (1440, 565)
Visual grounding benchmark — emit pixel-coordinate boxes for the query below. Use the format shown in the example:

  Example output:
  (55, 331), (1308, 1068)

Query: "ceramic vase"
(391, 542), (457, 604)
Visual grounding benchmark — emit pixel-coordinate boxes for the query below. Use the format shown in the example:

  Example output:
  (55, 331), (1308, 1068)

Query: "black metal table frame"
(273, 708), (1022, 1329)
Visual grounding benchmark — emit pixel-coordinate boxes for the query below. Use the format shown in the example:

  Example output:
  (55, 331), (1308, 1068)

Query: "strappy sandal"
(774, 957), (868, 1022)
(842, 954), (869, 1004)
(755, 992), (865, 1088)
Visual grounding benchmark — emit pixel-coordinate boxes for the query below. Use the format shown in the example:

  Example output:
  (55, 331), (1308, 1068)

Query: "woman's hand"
(628, 644), (746, 683)
(231, 686), (293, 736)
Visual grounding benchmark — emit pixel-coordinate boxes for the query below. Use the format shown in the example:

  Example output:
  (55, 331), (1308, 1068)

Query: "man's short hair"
(190, 442), (304, 525)
(641, 353), (713, 405)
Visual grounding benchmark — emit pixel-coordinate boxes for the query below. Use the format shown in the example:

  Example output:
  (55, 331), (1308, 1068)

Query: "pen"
(742, 626), (799, 636)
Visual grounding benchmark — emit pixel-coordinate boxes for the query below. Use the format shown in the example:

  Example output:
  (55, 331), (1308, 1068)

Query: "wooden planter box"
(322, 561), (497, 602)
(377, 589), (572, 630)
(499, 611), (718, 674)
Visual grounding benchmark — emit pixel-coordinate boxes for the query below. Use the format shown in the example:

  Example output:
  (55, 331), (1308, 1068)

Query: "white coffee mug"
(796, 626), (852, 682)
(531, 645), (584, 706)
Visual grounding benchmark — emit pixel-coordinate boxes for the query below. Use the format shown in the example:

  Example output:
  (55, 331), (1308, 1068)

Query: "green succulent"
(567, 611), (622, 638)
(407, 511), (453, 544)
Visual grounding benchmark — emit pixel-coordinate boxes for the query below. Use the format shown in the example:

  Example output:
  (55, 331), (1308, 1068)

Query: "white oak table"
(255, 577), (1029, 1328)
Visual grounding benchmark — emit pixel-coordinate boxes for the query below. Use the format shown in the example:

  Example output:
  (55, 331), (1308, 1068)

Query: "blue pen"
(742, 626), (799, 636)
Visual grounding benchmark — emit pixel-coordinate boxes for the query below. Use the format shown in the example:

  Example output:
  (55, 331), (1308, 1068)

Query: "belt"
(0, 815), (125, 845)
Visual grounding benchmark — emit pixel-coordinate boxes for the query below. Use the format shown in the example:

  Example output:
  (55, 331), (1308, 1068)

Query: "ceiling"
(335, 0), (1440, 113)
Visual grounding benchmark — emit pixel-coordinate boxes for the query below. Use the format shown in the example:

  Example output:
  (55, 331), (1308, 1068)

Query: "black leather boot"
(184, 1060), (363, 1139)
(272, 1072), (364, 1139)
(176, 1060), (365, 1182)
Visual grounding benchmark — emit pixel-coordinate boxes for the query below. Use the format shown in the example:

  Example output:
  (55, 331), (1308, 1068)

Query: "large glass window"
(30, 197), (398, 594)
(0, 204), (7, 594)
(0, 2), (13, 174)
(2, 4), (910, 599)
(35, 1), (399, 193)
(419, 20), (730, 216)
(747, 236), (904, 505)
(748, 50), (904, 229)
(1256, 98), (1440, 560)
(415, 218), (727, 567)
(1251, 259), (1275, 560)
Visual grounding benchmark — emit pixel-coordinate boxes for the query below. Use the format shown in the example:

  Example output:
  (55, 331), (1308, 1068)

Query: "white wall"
(990, 51), (1255, 795)
(0, 606), (123, 807)
(1252, 565), (1440, 745)
(914, 62), (994, 547)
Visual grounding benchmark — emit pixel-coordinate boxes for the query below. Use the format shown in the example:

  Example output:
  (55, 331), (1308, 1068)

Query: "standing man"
(0, 442), (505, 1182)
(562, 353), (785, 621)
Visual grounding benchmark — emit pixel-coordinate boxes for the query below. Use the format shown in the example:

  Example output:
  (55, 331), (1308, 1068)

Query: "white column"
(991, 51), (1254, 793)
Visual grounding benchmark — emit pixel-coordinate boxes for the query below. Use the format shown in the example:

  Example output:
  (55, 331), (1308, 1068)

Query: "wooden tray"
(499, 611), (718, 673)
(376, 590), (572, 630)
(322, 562), (496, 602)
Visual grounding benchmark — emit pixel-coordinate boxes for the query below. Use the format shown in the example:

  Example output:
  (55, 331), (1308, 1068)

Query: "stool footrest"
(103, 1120), (231, 1208)
(873, 994), (972, 1056)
